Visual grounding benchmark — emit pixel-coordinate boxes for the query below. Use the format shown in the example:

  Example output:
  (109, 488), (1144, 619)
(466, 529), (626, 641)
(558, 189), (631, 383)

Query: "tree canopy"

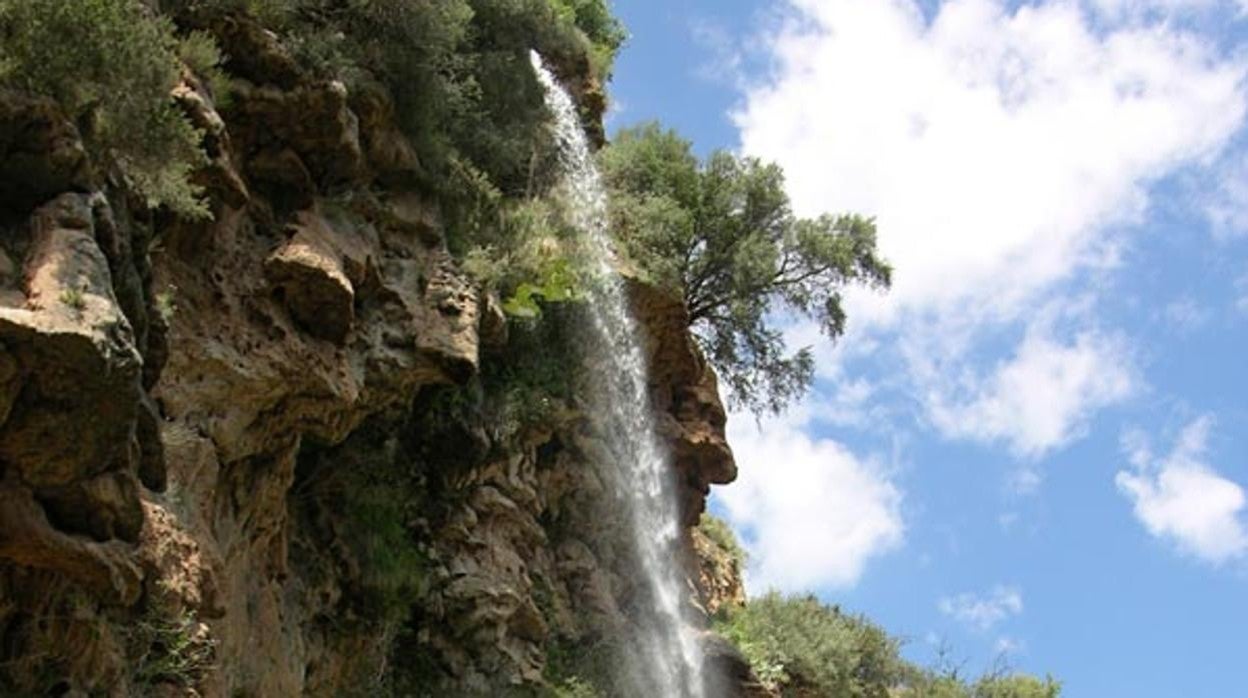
(599, 123), (891, 414)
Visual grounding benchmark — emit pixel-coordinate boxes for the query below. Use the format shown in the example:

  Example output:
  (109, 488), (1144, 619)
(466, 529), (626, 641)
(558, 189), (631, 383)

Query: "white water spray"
(530, 52), (705, 698)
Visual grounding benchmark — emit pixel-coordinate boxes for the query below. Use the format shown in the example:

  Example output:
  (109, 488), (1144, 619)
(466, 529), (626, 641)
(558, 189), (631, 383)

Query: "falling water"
(530, 51), (705, 698)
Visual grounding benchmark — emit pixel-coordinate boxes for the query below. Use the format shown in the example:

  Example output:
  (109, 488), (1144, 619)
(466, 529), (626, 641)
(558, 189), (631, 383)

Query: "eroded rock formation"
(0, 10), (744, 697)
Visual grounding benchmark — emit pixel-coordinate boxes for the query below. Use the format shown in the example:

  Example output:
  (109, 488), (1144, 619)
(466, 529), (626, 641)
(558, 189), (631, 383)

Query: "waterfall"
(530, 52), (705, 698)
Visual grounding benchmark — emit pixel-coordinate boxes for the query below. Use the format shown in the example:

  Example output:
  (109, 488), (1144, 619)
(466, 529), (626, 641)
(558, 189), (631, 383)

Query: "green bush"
(715, 594), (1061, 698)
(548, 0), (625, 78)
(479, 303), (582, 442)
(0, 0), (209, 218)
(177, 29), (231, 106)
(600, 123), (891, 415)
(716, 593), (905, 697)
(698, 513), (747, 571)
(130, 609), (217, 692)
(970, 674), (1062, 698)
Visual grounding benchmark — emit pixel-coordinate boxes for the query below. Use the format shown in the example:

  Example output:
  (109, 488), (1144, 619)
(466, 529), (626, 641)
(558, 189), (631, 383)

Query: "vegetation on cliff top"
(716, 593), (1060, 698)
(0, 0), (624, 223)
(0, 0), (209, 217)
(600, 123), (892, 414)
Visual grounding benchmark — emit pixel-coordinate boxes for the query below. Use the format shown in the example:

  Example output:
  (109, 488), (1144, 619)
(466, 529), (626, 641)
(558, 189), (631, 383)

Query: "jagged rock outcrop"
(0, 90), (94, 215)
(0, 11), (743, 697)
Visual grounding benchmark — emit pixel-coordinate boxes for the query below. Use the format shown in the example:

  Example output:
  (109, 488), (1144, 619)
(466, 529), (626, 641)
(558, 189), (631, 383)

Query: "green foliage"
(130, 609), (217, 692)
(548, 676), (604, 698)
(480, 303), (581, 440)
(600, 123), (892, 415)
(58, 286), (86, 312)
(339, 474), (431, 622)
(177, 29), (232, 107)
(970, 674), (1062, 698)
(0, 0), (209, 218)
(716, 594), (1062, 698)
(716, 593), (905, 697)
(698, 512), (747, 571)
(547, 0), (626, 78)
(501, 258), (579, 318)
(155, 286), (179, 323)
(458, 193), (592, 324)
(542, 636), (615, 698)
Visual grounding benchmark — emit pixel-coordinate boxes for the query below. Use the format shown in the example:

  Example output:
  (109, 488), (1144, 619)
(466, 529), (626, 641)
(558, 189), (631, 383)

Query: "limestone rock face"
(628, 278), (737, 526)
(263, 212), (358, 343)
(0, 193), (151, 554)
(0, 11), (743, 698)
(691, 525), (747, 618)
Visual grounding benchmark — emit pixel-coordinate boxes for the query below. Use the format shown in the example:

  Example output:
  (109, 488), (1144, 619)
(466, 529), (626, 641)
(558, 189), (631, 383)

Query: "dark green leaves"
(0, 0), (209, 217)
(600, 123), (892, 415)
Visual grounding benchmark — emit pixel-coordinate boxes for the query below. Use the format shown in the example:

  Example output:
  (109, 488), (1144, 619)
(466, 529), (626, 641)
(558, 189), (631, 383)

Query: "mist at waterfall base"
(530, 51), (706, 698)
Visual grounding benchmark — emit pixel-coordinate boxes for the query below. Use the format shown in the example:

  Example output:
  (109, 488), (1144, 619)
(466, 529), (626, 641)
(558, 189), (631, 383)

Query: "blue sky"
(607, 1), (1248, 696)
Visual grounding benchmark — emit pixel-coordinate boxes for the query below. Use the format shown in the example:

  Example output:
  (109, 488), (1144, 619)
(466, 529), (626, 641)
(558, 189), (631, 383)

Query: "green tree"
(0, 0), (208, 218)
(599, 123), (891, 414)
(971, 674), (1062, 698)
(715, 592), (906, 697)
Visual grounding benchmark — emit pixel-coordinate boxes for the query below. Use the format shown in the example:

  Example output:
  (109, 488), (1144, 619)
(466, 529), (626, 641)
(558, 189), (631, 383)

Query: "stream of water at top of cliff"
(530, 51), (705, 698)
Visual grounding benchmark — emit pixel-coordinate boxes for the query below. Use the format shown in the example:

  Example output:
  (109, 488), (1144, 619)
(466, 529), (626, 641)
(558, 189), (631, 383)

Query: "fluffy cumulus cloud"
(715, 409), (904, 593)
(925, 327), (1137, 457)
(938, 585), (1024, 632)
(737, 0), (1247, 320)
(709, 0), (1248, 594)
(733, 0), (1248, 455)
(1116, 416), (1248, 563)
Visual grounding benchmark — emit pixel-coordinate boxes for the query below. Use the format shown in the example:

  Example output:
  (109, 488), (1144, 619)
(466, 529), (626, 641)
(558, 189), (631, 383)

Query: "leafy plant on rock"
(600, 123), (892, 414)
(0, 0), (209, 218)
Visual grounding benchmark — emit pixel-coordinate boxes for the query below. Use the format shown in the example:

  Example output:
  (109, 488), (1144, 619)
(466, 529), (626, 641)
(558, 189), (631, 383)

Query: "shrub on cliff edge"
(0, 0), (209, 218)
(600, 123), (892, 415)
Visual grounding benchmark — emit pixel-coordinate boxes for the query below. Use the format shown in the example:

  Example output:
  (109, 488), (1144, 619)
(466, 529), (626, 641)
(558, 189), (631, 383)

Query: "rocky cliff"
(0, 10), (740, 697)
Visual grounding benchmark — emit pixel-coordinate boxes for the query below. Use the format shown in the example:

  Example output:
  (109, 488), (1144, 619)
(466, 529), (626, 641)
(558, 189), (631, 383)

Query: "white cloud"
(924, 326), (1137, 456)
(1007, 467), (1044, 495)
(732, 0), (1246, 457)
(994, 635), (1027, 656)
(938, 585), (1024, 631)
(1090, 0), (1220, 19)
(1162, 297), (1212, 333)
(715, 408), (904, 593)
(1116, 416), (1248, 563)
(1206, 152), (1248, 238)
(737, 0), (1247, 324)
(1091, 0), (1248, 21)
(691, 19), (744, 85)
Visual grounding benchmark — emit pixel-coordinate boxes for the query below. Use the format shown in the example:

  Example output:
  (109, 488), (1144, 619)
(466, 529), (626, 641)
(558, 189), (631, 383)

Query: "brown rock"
(231, 80), (367, 189)
(40, 470), (144, 544)
(0, 196), (141, 482)
(174, 77), (250, 210)
(0, 478), (143, 606)
(0, 89), (93, 215)
(349, 81), (422, 185)
(691, 525), (746, 617)
(206, 12), (303, 90)
(246, 147), (315, 211)
(702, 633), (778, 698)
(627, 277), (737, 525)
(264, 213), (357, 344)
